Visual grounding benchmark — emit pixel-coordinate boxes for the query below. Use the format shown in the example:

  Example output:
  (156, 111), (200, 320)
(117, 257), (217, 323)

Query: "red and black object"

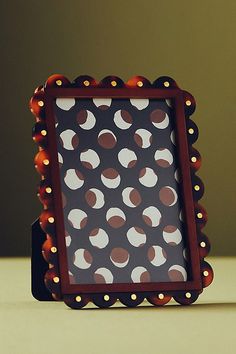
(30, 74), (213, 309)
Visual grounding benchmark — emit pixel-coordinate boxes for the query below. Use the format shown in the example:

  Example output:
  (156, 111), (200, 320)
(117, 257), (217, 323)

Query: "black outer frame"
(30, 74), (213, 309)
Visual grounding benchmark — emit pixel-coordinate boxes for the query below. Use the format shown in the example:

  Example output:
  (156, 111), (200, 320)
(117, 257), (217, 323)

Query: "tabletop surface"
(0, 257), (235, 354)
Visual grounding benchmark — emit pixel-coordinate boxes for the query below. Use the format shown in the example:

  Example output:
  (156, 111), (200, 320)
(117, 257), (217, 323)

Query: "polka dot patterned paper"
(55, 97), (188, 285)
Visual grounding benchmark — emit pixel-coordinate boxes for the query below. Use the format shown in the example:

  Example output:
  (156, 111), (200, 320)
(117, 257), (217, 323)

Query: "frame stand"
(31, 218), (54, 301)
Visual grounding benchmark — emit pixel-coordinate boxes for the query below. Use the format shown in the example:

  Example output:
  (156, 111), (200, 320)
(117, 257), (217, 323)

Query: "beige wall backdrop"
(1, 0), (235, 256)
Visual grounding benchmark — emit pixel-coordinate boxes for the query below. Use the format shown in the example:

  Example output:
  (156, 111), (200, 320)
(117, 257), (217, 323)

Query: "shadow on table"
(1, 300), (236, 312)
(80, 302), (236, 311)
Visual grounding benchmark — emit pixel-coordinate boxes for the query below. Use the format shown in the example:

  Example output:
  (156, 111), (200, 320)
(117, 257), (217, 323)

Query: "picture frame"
(30, 74), (213, 309)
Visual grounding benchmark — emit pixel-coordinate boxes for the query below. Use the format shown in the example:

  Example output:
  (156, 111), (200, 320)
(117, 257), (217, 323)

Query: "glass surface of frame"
(55, 97), (187, 285)
(31, 75), (213, 309)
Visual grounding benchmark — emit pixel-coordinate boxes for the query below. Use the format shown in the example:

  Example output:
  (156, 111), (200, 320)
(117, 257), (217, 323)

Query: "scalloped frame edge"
(30, 74), (213, 309)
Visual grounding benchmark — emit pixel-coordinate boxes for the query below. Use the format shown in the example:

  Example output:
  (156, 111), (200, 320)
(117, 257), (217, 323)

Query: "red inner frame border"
(45, 87), (202, 294)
